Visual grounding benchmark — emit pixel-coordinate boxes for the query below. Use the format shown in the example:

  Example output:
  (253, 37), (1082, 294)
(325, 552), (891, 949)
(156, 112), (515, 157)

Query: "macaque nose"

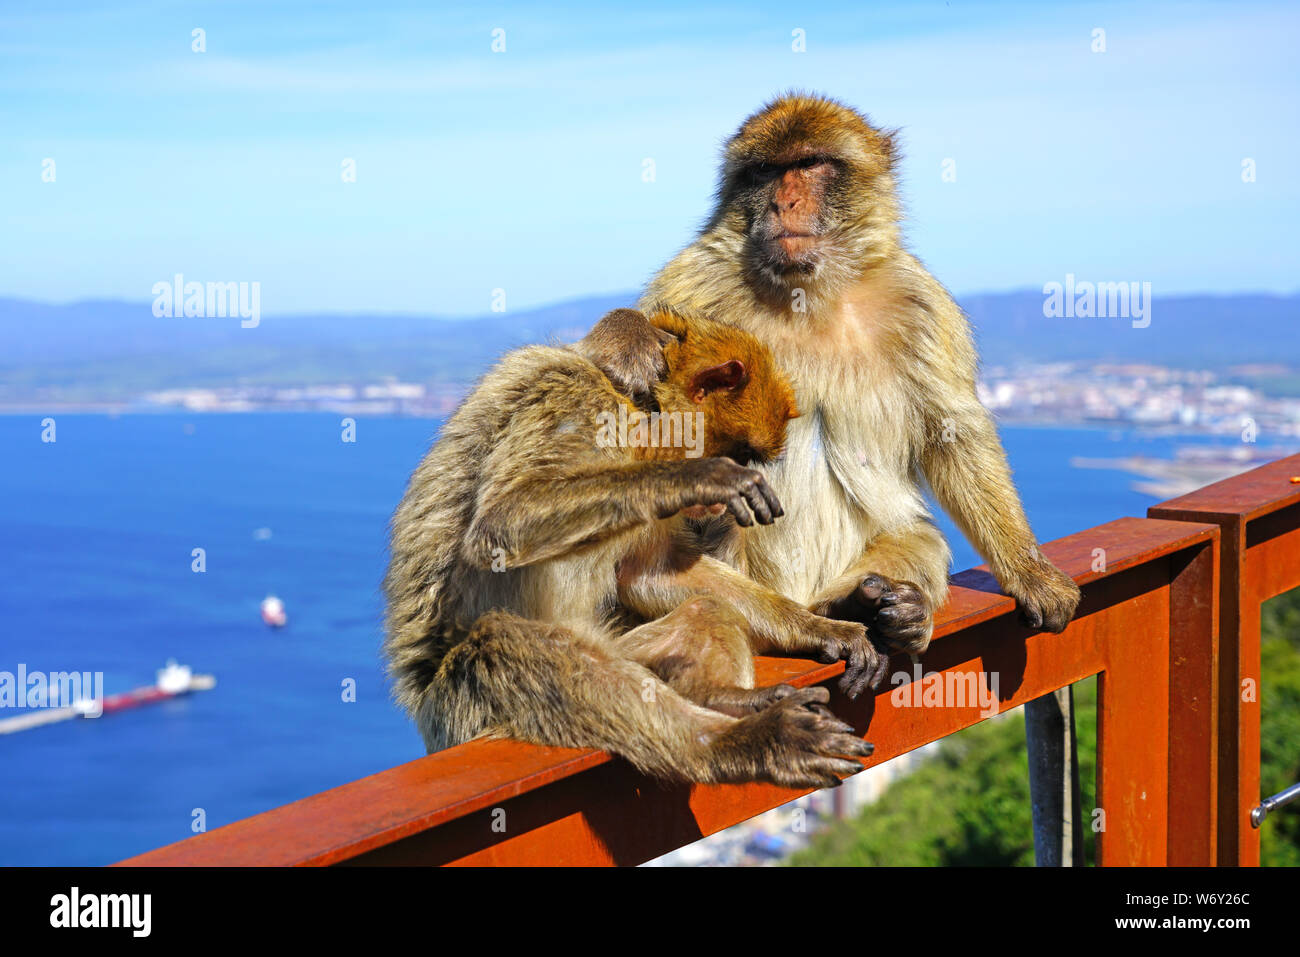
(773, 171), (804, 213)
(773, 190), (800, 213)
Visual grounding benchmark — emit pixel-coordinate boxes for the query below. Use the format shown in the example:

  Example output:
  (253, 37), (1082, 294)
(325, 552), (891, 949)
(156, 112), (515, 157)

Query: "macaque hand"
(815, 573), (933, 656)
(1004, 560), (1081, 633)
(573, 308), (676, 404)
(663, 457), (783, 527)
(806, 616), (889, 699)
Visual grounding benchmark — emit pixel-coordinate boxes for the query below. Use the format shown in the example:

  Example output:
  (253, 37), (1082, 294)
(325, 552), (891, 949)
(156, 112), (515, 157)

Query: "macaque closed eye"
(745, 156), (832, 184)
(792, 155), (830, 170)
(729, 443), (765, 467)
(744, 162), (779, 185)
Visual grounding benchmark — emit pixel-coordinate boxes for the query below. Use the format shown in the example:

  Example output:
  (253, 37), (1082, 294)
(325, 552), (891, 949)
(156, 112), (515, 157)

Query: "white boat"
(261, 595), (288, 628)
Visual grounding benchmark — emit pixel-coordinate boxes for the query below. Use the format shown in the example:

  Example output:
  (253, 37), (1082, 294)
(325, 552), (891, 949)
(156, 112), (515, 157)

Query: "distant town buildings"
(137, 379), (465, 417)
(977, 362), (1300, 438)
(122, 362), (1300, 442)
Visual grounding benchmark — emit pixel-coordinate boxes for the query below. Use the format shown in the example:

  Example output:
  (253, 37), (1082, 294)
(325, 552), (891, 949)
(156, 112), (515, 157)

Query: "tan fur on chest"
(729, 280), (930, 602)
(742, 276), (907, 381)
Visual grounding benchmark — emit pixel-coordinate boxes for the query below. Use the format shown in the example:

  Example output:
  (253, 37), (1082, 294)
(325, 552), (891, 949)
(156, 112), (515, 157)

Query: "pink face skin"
(680, 503), (727, 519)
(746, 154), (839, 274)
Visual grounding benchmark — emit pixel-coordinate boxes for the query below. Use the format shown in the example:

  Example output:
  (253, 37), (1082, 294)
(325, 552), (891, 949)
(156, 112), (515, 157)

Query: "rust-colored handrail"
(1150, 452), (1300, 866)
(118, 510), (1230, 866)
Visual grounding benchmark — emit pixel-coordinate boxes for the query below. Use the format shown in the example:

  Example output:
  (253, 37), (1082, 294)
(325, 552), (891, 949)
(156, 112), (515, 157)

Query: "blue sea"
(0, 413), (1234, 864)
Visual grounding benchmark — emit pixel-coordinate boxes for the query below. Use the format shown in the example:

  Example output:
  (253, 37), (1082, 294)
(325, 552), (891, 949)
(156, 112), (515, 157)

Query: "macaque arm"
(921, 398), (1036, 580)
(919, 393), (1081, 631)
(807, 516), (952, 617)
(466, 459), (683, 570)
(465, 384), (779, 571)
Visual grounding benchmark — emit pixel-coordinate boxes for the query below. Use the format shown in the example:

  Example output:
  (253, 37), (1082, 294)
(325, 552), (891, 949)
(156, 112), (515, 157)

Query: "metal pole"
(1252, 781), (1300, 828)
(1025, 686), (1084, 866)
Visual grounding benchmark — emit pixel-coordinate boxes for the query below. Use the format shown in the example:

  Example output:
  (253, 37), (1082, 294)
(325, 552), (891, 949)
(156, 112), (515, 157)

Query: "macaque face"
(739, 150), (843, 276)
(686, 356), (798, 466)
(717, 412), (793, 468)
(648, 311), (799, 466)
(715, 96), (898, 292)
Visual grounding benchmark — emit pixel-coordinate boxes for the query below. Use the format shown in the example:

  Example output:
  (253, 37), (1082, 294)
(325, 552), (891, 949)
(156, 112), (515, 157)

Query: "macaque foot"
(816, 573), (933, 656)
(712, 687), (873, 790)
(702, 682), (797, 717)
(1004, 561), (1081, 633)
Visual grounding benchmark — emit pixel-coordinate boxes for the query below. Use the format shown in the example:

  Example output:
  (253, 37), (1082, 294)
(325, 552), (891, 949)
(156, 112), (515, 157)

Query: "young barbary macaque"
(619, 93), (1082, 653)
(382, 309), (882, 790)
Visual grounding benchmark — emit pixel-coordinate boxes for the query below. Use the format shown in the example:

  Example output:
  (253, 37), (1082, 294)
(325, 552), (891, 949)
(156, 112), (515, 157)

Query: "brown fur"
(382, 309), (878, 788)
(641, 93), (1081, 649)
(571, 307), (675, 406)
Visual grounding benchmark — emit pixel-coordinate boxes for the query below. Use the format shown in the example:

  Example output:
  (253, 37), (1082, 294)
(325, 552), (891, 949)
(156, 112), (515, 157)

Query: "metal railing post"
(1025, 686), (1084, 866)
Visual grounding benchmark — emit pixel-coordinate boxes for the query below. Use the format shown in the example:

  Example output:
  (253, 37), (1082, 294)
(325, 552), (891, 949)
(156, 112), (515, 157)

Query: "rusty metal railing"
(114, 455), (1300, 867)
(1149, 453), (1300, 866)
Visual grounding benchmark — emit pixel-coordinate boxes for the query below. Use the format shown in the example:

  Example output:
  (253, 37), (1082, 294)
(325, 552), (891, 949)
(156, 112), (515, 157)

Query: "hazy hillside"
(0, 294), (627, 402)
(960, 291), (1298, 369)
(1, 291), (1296, 404)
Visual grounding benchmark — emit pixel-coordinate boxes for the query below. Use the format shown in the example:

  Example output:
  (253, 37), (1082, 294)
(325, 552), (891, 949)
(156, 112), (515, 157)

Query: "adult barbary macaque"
(641, 93), (1081, 651)
(383, 309), (881, 789)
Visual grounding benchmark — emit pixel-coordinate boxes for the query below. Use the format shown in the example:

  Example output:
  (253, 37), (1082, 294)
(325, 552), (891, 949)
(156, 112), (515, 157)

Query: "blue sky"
(2, 0), (1297, 316)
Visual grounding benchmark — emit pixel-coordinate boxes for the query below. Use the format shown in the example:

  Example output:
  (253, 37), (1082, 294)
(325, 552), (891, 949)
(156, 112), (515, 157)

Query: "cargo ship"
(0, 660), (215, 734)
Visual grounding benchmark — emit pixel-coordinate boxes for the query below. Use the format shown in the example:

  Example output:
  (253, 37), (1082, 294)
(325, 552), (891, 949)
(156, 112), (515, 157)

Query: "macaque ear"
(689, 360), (749, 402)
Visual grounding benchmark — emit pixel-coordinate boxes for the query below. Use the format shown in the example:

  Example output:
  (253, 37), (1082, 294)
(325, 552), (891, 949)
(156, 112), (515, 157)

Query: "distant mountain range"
(1, 290), (1296, 404)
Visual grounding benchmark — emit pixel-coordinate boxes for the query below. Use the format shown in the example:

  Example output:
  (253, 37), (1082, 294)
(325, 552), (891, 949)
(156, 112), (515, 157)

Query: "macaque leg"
(612, 596), (797, 716)
(621, 555), (889, 698)
(808, 516), (952, 655)
(425, 611), (871, 789)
